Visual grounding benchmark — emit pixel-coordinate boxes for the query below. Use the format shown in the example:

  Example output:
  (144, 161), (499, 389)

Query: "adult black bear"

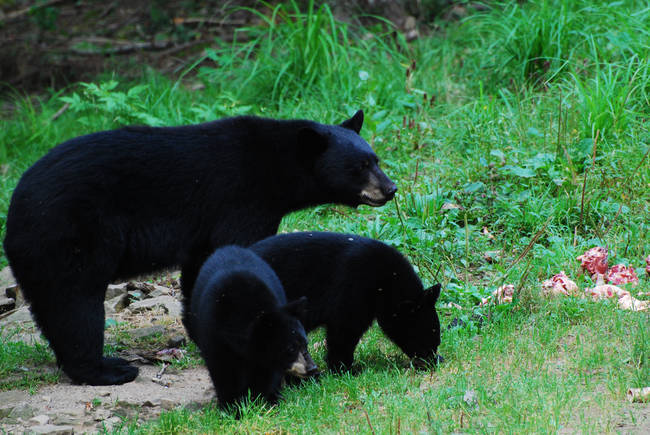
(250, 232), (442, 372)
(3, 110), (396, 385)
(190, 246), (317, 408)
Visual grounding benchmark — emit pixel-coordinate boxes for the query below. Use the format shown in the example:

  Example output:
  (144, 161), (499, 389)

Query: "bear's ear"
(285, 296), (308, 319)
(297, 127), (328, 158)
(423, 283), (442, 305)
(340, 110), (364, 134)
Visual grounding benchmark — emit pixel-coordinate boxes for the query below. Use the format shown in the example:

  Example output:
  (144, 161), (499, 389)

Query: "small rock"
(93, 409), (112, 421)
(117, 399), (161, 408)
(10, 403), (36, 420)
(128, 325), (166, 339)
(0, 306), (33, 324)
(128, 296), (182, 317)
(50, 409), (83, 425)
(97, 416), (122, 432)
(161, 398), (179, 410)
(111, 406), (135, 419)
(105, 283), (129, 300)
(0, 390), (28, 418)
(463, 389), (478, 407)
(28, 424), (74, 435)
(29, 415), (50, 426)
(127, 290), (145, 301)
(144, 398), (162, 407)
(104, 293), (129, 314)
(167, 335), (186, 348)
(149, 284), (172, 298)
(99, 390), (111, 397)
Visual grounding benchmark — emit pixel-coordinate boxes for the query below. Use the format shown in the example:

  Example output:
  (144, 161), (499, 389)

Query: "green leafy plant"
(60, 80), (166, 128)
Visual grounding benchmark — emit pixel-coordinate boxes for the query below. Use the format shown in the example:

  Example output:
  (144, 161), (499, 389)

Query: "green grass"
(1, 0), (649, 432)
(0, 327), (58, 392)
(130, 301), (648, 433)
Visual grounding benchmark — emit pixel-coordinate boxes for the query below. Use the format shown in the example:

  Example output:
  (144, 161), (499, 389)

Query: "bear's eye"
(356, 160), (370, 172)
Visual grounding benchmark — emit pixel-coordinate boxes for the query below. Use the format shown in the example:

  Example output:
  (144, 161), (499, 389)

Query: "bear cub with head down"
(4, 110), (396, 385)
(190, 246), (318, 408)
(250, 232), (442, 372)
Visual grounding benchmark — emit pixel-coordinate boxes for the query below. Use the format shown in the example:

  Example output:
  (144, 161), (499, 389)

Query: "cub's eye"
(356, 160), (370, 172)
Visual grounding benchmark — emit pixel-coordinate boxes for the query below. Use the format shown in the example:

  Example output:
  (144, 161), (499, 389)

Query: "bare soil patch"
(1, 365), (214, 433)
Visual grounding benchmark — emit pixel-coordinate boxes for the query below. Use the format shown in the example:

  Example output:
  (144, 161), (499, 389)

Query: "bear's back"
(251, 232), (420, 303)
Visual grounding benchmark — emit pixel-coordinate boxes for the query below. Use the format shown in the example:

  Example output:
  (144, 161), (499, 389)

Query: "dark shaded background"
(0, 1), (479, 93)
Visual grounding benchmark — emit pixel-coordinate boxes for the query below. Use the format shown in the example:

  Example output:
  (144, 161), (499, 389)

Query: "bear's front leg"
(325, 329), (360, 372)
(249, 369), (283, 405)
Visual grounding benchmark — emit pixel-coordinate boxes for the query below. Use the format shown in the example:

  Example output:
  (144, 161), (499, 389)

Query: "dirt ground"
(0, 272), (218, 433)
(0, 365), (214, 433)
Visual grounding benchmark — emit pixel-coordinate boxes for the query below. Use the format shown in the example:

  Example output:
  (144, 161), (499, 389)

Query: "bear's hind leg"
(28, 285), (138, 385)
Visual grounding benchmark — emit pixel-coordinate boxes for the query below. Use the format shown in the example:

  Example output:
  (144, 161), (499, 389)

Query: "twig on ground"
(0, 0), (66, 25)
(69, 40), (174, 56)
(51, 103), (70, 121)
(362, 409), (376, 435)
(173, 17), (247, 26)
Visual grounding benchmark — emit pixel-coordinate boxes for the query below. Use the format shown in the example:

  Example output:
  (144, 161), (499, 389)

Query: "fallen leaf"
(481, 227), (495, 240)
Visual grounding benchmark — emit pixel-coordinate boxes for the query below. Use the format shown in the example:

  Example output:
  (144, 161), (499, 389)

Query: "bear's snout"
(360, 169), (397, 207)
(287, 350), (319, 378)
(383, 182), (398, 200)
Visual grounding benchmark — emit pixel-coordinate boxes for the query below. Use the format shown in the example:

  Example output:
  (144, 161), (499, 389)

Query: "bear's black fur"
(3, 110), (396, 385)
(249, 232), (442, 371)
(190, 246), (317, 408)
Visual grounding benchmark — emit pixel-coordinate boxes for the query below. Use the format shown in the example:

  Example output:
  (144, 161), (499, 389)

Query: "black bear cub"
(190, 246), (318, 408)
(3, 110), (396, 385)
(250, 232), (442, 372)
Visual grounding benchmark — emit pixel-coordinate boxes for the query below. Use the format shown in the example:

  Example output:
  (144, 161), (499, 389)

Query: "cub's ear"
(297, 127), (328, 158)
(285, 296), (308, 318)
(340, 109), (364, 134)
(423, 283), (442, 305)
